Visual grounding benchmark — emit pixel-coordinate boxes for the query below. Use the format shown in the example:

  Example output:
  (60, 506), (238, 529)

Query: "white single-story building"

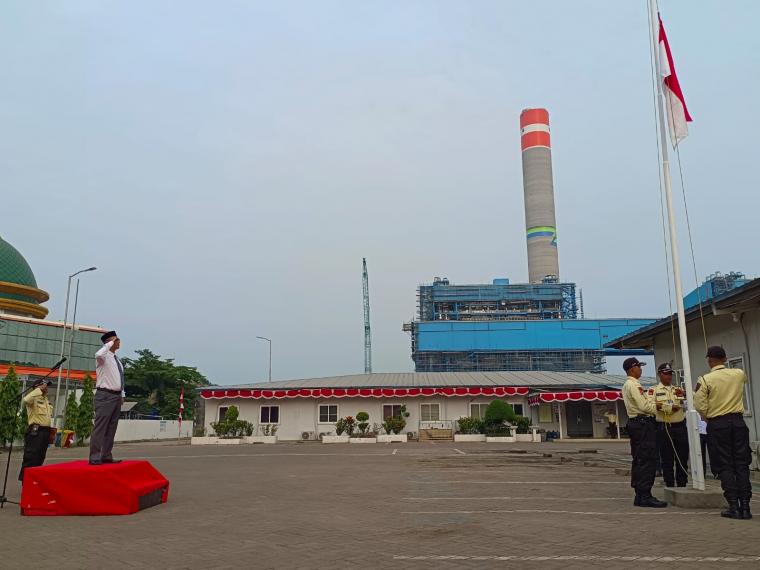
(199, 371), (634, 441)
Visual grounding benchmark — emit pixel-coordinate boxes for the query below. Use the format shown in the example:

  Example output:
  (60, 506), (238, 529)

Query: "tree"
(0, 366), (22, 448)
(121, 349), (209, 420)
(64, 392), (79, 432)
(75, 375), (95, 446)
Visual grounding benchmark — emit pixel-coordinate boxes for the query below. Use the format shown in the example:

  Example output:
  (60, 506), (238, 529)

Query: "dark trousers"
(627, 418), (657, 496)
(656, 421), (689, 487)
(18, 425), (50, 482)
(89, 390), (121, 463)
(699, 433), (708, 475)
(707, 413), (752, 502)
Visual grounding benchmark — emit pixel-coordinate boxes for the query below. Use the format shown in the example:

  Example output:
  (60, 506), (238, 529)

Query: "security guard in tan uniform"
(694, 346), (752, 520)
(649, 363), (688, 487)
(622, 357), (667, 508)
(18, 378), (54, 482)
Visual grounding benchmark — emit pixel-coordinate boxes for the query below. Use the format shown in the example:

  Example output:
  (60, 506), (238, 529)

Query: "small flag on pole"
(178, 388), (185, 428)
(658, 15), (692, 146)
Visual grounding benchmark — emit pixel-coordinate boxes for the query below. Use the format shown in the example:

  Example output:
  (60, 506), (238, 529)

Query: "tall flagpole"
(649, 0), (704, 490)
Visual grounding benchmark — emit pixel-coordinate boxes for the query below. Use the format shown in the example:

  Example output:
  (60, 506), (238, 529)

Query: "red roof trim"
(201, 385), (531, 400)
(528, 390), (623, 406)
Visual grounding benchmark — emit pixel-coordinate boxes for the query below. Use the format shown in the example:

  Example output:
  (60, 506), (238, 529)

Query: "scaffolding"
(417, 278), (578, 322)
(413, 349), (606, 373)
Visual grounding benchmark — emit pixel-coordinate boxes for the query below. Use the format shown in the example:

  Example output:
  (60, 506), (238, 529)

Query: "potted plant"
(378, 406), (409, 443)
(193, 406), (251, 445)
(246, 422), (278, 444)
(350, 412), (377, 443)
(513, 416), (536, 442)
(454, 416), (486, 442)
(322, 416), (353, 443)
(483, 400), (517, 443)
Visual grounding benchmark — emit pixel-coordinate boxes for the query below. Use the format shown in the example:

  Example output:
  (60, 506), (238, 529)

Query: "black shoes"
(102, 459), (122, 464)
(635, 494), (668, 508)
(721, 500), (741, 519)
(88, 461), (102, 465)
(738, 499), (752, 520)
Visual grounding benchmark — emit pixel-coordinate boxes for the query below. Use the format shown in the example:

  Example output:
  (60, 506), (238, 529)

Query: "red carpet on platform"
(20, 460), (170, 516)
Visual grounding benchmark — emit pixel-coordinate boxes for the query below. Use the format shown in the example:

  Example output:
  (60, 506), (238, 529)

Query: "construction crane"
(362, 258), (372, 374)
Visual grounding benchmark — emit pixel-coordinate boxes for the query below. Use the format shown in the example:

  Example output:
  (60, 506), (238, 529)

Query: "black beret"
(101, 331), (117, 343)
(706, 346), (726, 359)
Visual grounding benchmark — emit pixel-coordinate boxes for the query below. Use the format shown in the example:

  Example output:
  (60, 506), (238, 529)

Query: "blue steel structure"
(406, 277), (655, 373)
(682, 272), (749, 310)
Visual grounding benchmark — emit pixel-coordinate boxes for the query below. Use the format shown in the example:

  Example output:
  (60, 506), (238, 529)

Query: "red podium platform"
(20, 460), (170, 516)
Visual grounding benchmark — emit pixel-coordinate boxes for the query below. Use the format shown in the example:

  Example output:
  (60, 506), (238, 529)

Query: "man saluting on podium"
(89, 331), (125, 465)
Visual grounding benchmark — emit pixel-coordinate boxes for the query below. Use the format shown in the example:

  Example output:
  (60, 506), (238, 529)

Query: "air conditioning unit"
(301, 431), (316, 441)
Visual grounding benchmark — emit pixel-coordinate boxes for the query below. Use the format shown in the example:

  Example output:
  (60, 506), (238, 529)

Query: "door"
(565, 402), (593, 438)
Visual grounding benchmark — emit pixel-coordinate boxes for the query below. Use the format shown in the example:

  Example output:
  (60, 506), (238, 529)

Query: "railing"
(419, 420), (455, 431)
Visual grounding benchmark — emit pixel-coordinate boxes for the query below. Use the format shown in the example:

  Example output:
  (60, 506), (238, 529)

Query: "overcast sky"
(2, 1), (758, 384)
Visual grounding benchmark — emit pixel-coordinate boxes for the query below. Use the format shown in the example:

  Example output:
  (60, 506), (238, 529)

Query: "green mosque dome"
(0, 235), (49, 318)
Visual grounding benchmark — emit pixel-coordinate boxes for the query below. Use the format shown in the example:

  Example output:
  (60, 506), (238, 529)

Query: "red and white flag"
(658, 15), (692, 146)
(178, 388), (185, 427)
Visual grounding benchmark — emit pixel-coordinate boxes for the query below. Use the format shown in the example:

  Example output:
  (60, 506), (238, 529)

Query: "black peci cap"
(657, 362), (674, 374)
(32, 378), (52, 388)
(706, 346), (726, 359)
(623, 357), (646, 372)
(101, 330), (117, 343)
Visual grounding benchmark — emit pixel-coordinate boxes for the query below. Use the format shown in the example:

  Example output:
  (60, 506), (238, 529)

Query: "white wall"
(203, 396), (530, 441)
(651, 309), (759, 441)
(115, 419), (194, 442)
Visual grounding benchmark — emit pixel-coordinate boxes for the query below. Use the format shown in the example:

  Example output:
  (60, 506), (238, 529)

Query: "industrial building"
(404, 109), (655, 373)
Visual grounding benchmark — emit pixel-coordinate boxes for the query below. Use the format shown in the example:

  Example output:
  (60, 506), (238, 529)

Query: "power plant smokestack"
(520, 108), (559, 283)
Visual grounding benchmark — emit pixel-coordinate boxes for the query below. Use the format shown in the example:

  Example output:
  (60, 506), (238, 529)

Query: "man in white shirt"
(89, 330), (125, 465)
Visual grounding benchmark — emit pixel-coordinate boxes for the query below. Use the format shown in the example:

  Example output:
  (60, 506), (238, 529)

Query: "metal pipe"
(256, 336), (272, 382)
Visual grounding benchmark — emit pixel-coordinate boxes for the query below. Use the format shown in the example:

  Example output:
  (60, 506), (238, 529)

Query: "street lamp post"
(256, 336), (272, 382)
(53, 267), (97, 426)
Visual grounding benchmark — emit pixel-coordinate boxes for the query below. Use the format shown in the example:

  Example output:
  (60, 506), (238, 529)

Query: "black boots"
(634, 493), (668, 508)
(721, 500), (741, 519)
(738, 498), (752, 520)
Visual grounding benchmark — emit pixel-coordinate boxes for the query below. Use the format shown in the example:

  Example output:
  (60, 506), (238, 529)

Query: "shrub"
(484, 400), (516, 426)
(335, 416), (356, 436)
(356, 411), (370, 435)
(210, 405), (251, 438)
(260, 423), (278, 436)
(382, 416), (406, 435)
(515, 416), (532, 434)
(457, 416), (483, 434)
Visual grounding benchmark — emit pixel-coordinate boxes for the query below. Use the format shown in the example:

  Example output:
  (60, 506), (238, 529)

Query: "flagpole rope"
(647, 0), (679, 368)
(656, 0), (710, 354)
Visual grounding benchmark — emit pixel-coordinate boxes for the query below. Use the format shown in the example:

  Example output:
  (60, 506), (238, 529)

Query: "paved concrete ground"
(1, 440), (758, 569)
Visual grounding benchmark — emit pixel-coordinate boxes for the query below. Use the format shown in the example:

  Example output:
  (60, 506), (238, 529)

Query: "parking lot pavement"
(1, 440), (758, 569)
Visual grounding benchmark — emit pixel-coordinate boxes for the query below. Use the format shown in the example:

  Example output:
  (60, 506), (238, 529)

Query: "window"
(319, 405), (338, 423)
(539, 404), (553, 423)
(728, 356), (752, 417)
(420, 403), (440, 422)
(512, 403), (524, 417)
(260, 405), (280, 424)
(218, 406), (229, 421)
(383, 404), (403, 419)
(470, 403), (488, 419)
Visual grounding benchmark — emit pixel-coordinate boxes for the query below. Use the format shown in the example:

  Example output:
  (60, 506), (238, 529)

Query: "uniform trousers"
(707, 413), (752, 502)
(656, 421), (689, 487)
(627, 417), (658, 496)
(89, 390), (122, 463)
(18, 425), (50, 482)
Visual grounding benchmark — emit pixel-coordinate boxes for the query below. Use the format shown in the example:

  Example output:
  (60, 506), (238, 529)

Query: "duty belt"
(96, 387), (122, 395)
(659, 419), (686, 427)
(629, 416), (655, 422)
